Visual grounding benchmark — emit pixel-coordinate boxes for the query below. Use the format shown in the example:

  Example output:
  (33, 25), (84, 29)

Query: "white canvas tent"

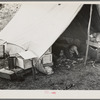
(0, 3), (83, 59)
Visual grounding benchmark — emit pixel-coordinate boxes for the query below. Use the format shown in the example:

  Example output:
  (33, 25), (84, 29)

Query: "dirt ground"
(0, 3), (100, 90)
(0, 58), (100, 90)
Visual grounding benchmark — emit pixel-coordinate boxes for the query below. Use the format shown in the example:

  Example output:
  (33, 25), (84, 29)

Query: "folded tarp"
(0, 3), (83, 59)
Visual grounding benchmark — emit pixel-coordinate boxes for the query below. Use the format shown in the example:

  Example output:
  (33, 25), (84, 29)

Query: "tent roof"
(0, 3), (83, 58)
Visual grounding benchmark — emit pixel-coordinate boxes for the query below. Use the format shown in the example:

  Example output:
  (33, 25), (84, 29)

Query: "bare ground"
(0, 59), (100, 90)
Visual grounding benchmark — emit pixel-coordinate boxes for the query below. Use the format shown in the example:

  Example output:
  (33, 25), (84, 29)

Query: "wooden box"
(16, 57), (32, 69)
(42, 53), (53, 65)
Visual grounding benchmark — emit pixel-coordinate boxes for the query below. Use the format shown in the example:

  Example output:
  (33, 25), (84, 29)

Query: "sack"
(35, 59), (54, 75)
(45, 66), (54, 75)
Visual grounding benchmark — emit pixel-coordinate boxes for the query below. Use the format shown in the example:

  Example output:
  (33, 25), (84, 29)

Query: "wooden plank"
(89, 41), (100, 48)
(0, 67), (32, 80)
(0, 68), (16, 80)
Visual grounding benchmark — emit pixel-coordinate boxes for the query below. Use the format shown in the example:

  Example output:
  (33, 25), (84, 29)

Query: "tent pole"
(84, 4), (93, 65)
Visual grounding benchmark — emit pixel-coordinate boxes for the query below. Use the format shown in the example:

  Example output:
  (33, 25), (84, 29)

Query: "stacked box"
(16, 47), (53, 69)
(41, 47), (53, 67)
(16, 57), (32, 69)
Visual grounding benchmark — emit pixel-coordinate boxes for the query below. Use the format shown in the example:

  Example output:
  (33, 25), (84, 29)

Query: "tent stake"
(84, 4), (93, 65)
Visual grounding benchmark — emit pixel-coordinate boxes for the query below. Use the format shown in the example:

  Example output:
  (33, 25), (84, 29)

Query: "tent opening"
(52, 4), (100, 63)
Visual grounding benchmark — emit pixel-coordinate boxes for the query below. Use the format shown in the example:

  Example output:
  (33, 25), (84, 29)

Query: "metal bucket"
(8, 57), (16, 70)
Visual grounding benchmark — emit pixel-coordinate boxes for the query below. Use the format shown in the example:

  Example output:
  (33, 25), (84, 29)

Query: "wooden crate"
(42, 53), (53, 65)
(16, 57), (32, 69)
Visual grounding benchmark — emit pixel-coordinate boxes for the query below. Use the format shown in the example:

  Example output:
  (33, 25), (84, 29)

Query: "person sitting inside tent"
(55, 45), (81, 69)
(65, 45), (79, 60)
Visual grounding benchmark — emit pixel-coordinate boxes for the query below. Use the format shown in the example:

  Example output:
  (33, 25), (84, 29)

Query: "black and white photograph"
(0, 1), (100, 92)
